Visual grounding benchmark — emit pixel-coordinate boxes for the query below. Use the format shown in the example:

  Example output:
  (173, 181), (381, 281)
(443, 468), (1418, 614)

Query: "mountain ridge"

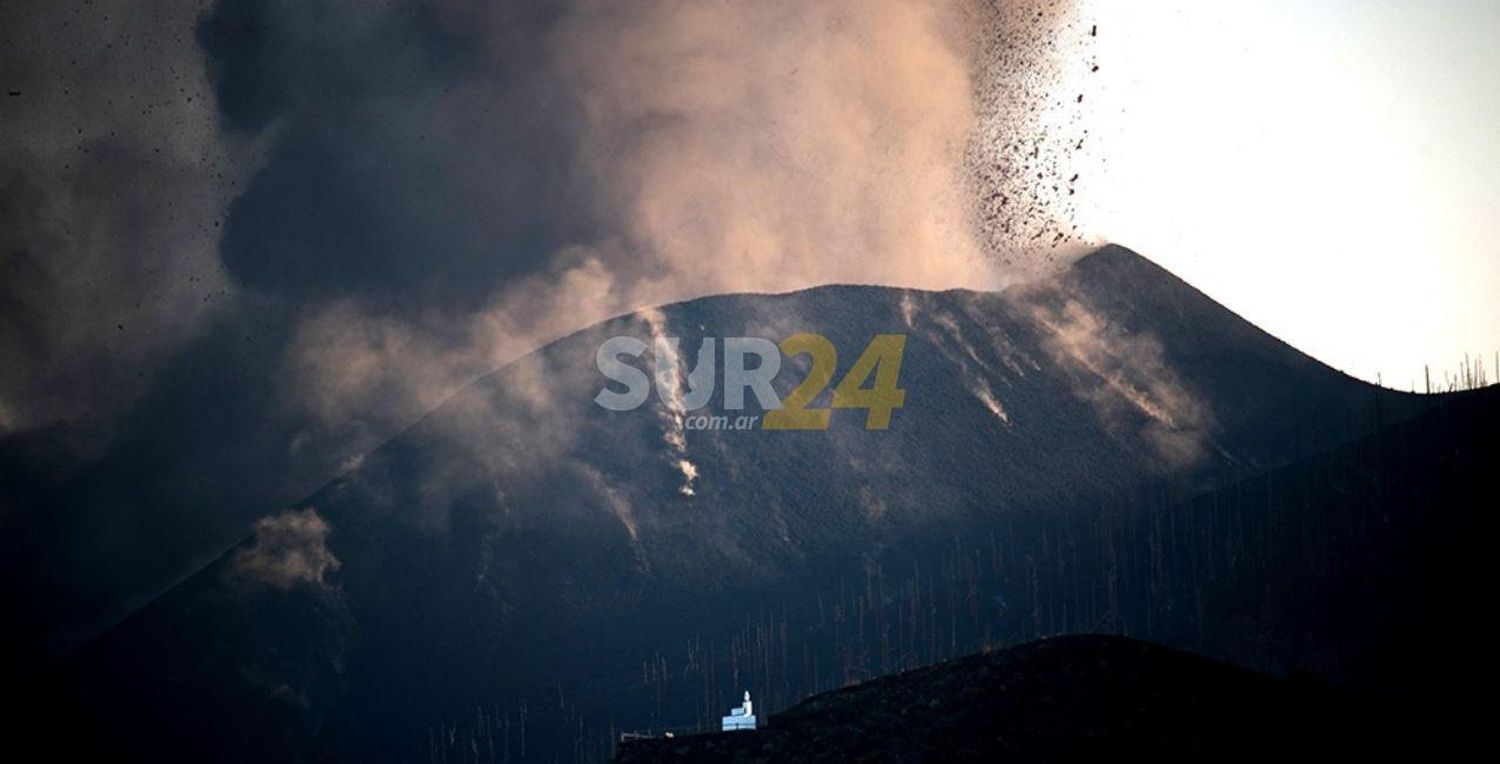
(61, 245), (1399, 652)
(34, 244), (1438, 761)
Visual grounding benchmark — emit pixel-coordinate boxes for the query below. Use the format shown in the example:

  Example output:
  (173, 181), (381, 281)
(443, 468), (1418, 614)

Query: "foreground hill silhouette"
(614, 635), (1364, 763)
(34, 245), (1449, 761)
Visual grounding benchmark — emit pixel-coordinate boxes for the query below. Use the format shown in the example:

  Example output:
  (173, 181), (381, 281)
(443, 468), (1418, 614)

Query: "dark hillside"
(615, 635), (1368, 763)
(33, 247), (1440, 761)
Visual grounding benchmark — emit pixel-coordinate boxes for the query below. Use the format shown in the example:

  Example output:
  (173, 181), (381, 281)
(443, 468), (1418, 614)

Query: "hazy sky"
(1078, 0), (1500, 387)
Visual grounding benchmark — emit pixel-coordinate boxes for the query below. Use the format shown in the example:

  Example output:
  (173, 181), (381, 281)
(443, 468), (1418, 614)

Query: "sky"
(0, 0), (1496, 679)
(1076, 0), (1500, 388)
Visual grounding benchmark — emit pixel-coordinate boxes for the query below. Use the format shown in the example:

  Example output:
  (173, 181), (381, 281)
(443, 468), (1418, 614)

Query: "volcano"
(34, 245), (1451, 761)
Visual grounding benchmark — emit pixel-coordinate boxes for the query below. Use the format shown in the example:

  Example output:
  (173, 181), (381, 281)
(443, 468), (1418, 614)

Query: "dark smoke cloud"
(200, 0), (588, 304)
(0, 0), (258, 679)
(1, 0), (245, 438)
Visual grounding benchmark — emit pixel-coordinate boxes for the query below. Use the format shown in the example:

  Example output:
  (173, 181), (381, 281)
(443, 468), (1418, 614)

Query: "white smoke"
(231, 507), (341, 590)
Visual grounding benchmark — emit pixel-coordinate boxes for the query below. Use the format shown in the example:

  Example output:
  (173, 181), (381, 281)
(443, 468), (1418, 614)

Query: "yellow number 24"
(762, 334), (906, 430)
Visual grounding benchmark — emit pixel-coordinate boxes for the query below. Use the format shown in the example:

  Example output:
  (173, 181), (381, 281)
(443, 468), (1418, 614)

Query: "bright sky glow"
(1075, 0), (1500, 388)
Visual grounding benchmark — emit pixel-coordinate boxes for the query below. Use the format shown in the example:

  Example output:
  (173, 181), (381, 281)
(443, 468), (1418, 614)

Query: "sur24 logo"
(594, 333), (907, 430)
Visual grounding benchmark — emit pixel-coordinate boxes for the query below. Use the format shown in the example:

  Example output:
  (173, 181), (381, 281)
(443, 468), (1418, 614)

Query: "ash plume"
(0, 0), (253, 440)
(265, 0), (1100, 457)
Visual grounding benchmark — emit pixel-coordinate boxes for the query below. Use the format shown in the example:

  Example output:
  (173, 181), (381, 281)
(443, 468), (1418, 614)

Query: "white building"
(721, 691), (757, 732)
